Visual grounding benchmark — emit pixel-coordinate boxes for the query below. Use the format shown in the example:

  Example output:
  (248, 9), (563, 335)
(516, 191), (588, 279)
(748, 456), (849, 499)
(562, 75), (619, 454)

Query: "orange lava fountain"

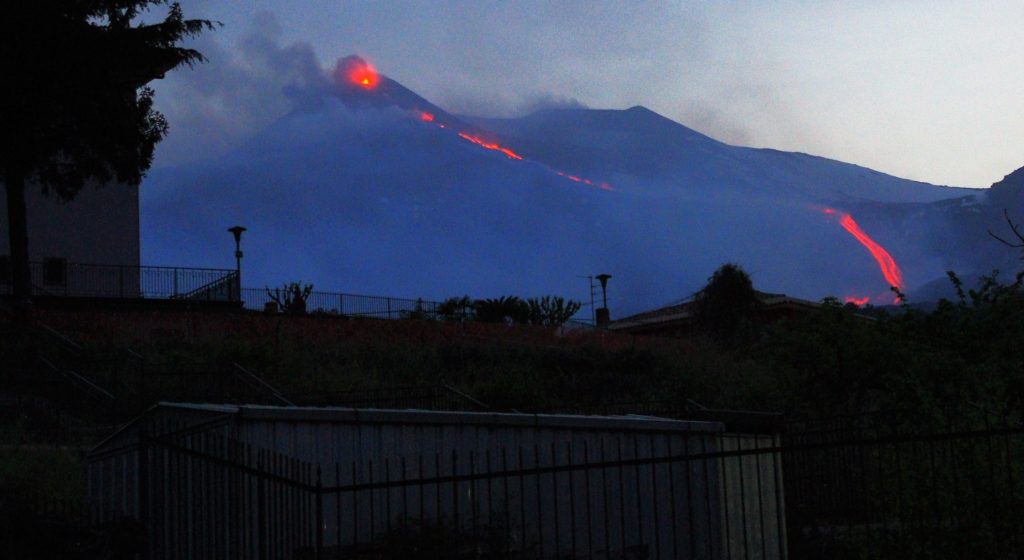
(346, 60), (378, 89)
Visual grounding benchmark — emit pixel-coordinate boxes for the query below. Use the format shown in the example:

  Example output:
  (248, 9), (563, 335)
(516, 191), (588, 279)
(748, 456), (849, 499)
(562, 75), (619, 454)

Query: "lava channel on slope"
(414, 111), (612, 191)
(822, 207), (904, 305)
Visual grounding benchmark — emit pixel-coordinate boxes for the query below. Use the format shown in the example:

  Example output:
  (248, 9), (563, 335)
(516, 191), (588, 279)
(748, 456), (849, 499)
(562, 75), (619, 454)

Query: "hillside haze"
(142, 56), (987, 314)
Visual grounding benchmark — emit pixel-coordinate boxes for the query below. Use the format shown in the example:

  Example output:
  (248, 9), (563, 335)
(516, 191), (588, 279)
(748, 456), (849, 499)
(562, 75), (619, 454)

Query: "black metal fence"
(1, 261), (239, 301)
(241, 288), (439, 320)
(88, 411), (1024, 559)
(124, 429), (784, 560)
(782, 411), (1024, 559)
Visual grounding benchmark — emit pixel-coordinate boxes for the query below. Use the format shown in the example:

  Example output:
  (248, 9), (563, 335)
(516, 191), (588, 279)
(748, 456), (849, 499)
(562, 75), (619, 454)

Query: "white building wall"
(0, 180), (140, 267)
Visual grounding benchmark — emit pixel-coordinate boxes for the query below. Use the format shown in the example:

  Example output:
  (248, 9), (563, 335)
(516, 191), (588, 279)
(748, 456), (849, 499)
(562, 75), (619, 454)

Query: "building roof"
(89, 402), (726, 458)
(608, 290), (823, 333)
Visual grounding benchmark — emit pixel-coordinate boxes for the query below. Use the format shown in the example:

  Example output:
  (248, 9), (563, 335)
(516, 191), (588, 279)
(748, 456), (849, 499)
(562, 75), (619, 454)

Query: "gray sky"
(155, 0), (1024, 188)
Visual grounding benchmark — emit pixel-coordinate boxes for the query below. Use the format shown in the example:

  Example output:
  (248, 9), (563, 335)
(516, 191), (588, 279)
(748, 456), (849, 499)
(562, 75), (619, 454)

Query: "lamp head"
(228, 226), (247, 245)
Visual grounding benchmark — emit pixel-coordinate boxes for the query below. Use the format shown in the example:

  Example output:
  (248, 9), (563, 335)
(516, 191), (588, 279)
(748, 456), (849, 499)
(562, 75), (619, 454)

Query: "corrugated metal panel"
(86, 403), (785, 559)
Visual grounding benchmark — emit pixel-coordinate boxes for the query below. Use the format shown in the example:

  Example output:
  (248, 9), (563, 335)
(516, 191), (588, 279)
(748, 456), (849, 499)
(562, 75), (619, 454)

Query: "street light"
(228, 226), (246, 300)
(595, 273), (611, 326)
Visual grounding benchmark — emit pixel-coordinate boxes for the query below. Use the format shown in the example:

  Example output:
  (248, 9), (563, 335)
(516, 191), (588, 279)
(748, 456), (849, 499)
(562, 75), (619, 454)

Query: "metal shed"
(87, 403), (786, 559)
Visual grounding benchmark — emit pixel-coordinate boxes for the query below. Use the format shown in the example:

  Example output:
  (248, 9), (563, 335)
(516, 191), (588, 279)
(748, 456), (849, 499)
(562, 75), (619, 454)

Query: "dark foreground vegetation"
(4, 265), (1024, 559)
(15, 269), (1023, 422)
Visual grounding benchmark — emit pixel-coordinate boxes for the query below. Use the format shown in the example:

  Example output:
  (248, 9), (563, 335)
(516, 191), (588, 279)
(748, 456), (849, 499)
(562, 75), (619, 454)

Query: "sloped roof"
(609, 290), (823, 332)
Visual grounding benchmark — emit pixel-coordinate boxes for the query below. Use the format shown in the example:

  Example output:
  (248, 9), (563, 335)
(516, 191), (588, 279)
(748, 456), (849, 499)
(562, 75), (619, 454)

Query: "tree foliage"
(266, 282), (314, 315)
(526, 296), (582, 327)
(474, 296), (529, 324)
(435, 294), (582, 327)
(1, 1), (216, 300)
(692, 263), (759, 344)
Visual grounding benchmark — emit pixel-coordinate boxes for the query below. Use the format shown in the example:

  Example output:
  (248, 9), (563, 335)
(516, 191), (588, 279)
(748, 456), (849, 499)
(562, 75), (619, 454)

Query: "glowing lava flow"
(823, 207), (904, 302)
(414, 110), (611, 189)
(844, 296), (870, 306)
(457, 132), (523, 160)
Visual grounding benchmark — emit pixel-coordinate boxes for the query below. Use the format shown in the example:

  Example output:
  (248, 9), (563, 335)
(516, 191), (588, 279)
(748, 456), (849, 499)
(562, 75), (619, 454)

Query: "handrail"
(37, 356), (115, 405)
(230, 363), (294, 406)
(36, 323), (84, 353)
(176, 270), (238, 300)
(441, 383), (491, 410)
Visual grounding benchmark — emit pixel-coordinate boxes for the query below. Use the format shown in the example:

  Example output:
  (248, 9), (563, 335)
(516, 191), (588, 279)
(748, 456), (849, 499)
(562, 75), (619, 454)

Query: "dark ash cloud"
(152, 12), (327, 167)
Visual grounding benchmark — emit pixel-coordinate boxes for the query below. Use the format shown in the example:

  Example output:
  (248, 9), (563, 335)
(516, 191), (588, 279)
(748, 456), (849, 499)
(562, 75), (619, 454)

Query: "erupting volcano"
(337, 56), (379, 89)
(142, 51), (974, 314)
(823, 208), (905, 303)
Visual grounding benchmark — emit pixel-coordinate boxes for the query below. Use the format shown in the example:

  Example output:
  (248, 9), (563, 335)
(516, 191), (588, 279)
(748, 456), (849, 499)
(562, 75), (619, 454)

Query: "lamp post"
(227, 226), (246, 301)
(595, 273), (611, 326)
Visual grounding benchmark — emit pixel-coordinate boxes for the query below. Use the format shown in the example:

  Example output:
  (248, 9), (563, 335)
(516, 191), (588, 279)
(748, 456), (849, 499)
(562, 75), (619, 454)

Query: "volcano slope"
(142, 56), (972, 313)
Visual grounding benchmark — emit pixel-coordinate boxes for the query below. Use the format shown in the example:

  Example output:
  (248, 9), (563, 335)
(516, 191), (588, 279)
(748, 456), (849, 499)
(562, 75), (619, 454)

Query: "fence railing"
(86, 410), (1024, 559)
(780, 411), (1024, 559)
(0, 262), (239, 301)
(241, 288), (441, 320)
(119, 429), (785, 560)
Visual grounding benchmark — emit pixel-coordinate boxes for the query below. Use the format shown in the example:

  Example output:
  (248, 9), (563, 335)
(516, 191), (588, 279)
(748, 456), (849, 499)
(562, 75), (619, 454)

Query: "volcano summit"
(143, 55), (985, 314)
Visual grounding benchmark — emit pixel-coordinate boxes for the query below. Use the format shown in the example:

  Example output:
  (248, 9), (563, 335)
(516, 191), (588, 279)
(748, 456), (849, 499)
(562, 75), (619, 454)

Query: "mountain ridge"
(140, 60), (1005, 312)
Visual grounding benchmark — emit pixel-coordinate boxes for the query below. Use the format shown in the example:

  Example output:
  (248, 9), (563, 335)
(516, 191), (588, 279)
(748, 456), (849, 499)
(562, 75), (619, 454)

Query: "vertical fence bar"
(352, 461), (359, 549)
(401, 456), (409, 529)
(617, 438), (626, 556)
(648, 433), (659, 560)
(534, 444), (545, 559)
(451, 451), (459, 537)
(567, 441), (577, 558)
(334, 463), (341, 560)
(518, 447), (527, 557)
(550, 442), (560, 559)
(316, 466), (324, 560)
(601, 438), (612, 559)
(773, 432), (788, 560)
(384, 457), (392, 536)
(366, 458), (377, 544)
(501, 448), (511, 558)
(583, 440), (593, 559)
(138, 428), (149, 560)
(468, 451), (477, 539)
(1004, 431), (1018, 553)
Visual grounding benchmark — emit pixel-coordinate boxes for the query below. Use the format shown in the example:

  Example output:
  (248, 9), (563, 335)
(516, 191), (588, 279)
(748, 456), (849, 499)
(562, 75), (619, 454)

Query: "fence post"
(137, 423), (149, 559)
(338, 294), (344, 316)
(315, 465), (324, 560)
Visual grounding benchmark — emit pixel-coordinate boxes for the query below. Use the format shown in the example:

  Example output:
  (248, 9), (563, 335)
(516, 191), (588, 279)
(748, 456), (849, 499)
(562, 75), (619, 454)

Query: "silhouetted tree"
(693, 263), (760, 344)
(437, 296), (474, 322)
(1, 2), (215, 307)
(989, 209), (1024, 260)
(526, 296), (583, 327)
(474, 296), (529, 324)
(267, 282), (314, 315)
